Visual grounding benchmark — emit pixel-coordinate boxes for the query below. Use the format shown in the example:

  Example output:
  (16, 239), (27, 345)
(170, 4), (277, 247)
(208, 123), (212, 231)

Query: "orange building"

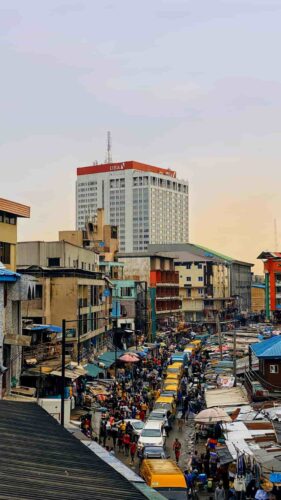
(257, 251), (281, 320)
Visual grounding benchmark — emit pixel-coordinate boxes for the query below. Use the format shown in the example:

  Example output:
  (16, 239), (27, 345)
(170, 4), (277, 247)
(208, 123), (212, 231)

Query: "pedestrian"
(130, 441), (137, 464)
(173, 438), (182, 464)
(123, 432), (131, 457)
(214, 482), (225, 500)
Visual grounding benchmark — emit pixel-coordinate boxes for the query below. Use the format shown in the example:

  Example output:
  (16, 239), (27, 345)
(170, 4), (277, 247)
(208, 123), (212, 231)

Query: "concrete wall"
(17, 241), (99, 271)
(118, 257), (151, 282)
(251, 286), (265, 313)
(231, 263), (252, 312)
(59, 231), (83, 247)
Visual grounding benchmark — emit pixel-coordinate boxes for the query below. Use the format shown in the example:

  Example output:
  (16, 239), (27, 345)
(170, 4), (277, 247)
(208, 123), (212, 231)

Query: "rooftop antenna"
(274, 218), (278, 251)
(105, 131), (112, 164)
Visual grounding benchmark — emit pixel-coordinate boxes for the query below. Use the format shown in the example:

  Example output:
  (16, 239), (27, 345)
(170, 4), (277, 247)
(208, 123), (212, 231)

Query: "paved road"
(105, 416), (196, 473)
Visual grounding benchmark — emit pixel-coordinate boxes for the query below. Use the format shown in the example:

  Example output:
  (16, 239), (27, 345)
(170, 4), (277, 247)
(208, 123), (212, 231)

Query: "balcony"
(155, 270), (179, 285)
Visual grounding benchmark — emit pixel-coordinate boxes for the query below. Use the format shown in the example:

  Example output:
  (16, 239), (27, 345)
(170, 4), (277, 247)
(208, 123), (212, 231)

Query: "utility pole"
(61, 319), (66, 426)
(233, 325), (237, 386)
(216, 311), (223, 361)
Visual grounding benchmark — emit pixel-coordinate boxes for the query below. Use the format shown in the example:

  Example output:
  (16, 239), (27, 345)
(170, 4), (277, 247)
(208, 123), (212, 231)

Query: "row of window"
(0, 213), (16, 225)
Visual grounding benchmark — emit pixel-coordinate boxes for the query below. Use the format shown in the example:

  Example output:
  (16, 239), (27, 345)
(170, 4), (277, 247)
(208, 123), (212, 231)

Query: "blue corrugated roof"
(251, 336), (281, 359)
(0, 266), (20, 282)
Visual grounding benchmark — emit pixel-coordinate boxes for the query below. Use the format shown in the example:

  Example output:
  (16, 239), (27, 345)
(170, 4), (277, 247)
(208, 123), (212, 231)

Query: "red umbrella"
(119, 353), (140, 363)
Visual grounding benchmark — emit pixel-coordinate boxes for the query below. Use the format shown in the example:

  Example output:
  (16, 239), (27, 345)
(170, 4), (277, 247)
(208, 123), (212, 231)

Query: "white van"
(137, 420), (166, 451)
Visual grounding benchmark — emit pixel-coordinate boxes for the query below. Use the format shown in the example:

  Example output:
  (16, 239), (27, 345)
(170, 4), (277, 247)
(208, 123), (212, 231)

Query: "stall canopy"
(97, 350), (125, 368)
(25, 324), (62, 333)
(85, 363), (104, 378)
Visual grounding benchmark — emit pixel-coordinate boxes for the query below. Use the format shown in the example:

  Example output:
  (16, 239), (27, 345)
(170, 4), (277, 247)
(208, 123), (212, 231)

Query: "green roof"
(193, 244), (233, 262)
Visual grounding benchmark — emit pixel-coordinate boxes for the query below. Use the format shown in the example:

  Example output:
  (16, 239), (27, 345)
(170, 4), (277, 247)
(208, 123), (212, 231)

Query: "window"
(198, 276), (203, 282)
(35, 285), (43, 299)
(48, 257), (60, 267)
(186, 277), (191, 282)
(186, 288), (191, 297)
(197, 264), (203, 269)
(0, 242), (11, 264)
(270, 365), (279, 374)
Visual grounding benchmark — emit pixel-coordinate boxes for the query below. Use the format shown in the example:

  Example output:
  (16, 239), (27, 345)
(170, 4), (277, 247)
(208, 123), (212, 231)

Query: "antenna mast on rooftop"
(105, 131), (112, 164)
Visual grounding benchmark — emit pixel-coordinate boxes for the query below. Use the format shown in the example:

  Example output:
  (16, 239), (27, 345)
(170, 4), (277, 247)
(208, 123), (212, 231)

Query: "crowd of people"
(82, 332), (268, 499)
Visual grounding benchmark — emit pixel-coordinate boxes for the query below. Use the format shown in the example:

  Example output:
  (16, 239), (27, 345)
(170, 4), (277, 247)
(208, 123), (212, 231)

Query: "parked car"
(137, 421), (166, 451)
(146, 409), (168, 424)
(141, 446), (167, 460)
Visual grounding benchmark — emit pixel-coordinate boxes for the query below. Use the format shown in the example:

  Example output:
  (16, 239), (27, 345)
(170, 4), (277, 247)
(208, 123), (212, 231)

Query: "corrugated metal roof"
(0, 401), (146, 500)
(205, 387), (249, 408)
(257, 251), (281, 260)
(251, 336), (281, 359)
(0, 263), (20, 282)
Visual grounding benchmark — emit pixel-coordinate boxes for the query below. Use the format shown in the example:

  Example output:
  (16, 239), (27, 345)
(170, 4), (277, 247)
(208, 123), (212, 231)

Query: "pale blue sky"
(1, 0), (281, 269)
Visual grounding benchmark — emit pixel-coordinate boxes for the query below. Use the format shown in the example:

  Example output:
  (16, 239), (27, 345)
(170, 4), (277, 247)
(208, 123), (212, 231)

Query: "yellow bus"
(140, 459), (187, 499)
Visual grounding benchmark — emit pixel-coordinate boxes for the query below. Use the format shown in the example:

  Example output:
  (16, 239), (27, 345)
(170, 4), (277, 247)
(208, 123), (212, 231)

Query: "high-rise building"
(76, 161), (189, 252)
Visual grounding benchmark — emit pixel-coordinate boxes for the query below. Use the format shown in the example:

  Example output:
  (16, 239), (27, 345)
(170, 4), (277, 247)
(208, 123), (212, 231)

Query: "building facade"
(148, 243), (252, 324)
(117, 252), (181, 339)
(76, 161), (189, 252)
(251, 283), (265, 314)
(111, 280), (137, 331)
(257, 251), (281, 320)
(17, 241), (111, 358)
(0, 197), (31, 398)
(60, 208), (119, 263)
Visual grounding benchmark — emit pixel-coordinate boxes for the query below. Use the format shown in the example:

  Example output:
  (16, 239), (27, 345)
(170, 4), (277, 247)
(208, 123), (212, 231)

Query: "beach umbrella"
(195, 407), (232, 424)
(119, 353), (140, 363)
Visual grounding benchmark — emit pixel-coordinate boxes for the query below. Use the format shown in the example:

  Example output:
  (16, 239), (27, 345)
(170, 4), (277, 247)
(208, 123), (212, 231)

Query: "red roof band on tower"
(77, 160), (177, 178)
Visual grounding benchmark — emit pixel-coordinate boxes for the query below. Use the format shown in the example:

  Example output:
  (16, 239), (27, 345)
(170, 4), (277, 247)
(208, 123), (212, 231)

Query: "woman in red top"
(123, 432), (131, 457)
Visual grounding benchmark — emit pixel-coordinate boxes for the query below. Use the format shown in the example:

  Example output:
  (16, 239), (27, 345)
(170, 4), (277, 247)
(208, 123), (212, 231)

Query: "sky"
(1, 0), (281, 272)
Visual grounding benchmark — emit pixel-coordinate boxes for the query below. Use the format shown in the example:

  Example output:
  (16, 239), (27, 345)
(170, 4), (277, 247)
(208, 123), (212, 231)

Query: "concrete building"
(76, 161), (189, 252)
(17, 240), (99, 272)
(17, 240), (111, 358)
(117, 252), (181, 339)
(0, 197), (30, 272)
(60, 208), (119, 263)
(257, 251), (281, 321)
(251, 283), (265, 314)
(112, 280), (137, 331)
(0, 197), (31, 398)
(148, 243), (253, 323)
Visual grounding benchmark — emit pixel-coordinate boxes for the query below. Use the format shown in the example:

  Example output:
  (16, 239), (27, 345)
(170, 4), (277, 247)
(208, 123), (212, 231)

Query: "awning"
(216, 447), (234, 465)
(25, 324), (62, 333)
(205, 387), (249, 408)
(51, 366), (86, 380)
(98, 350), (124, 368)
(85, 364), (104, 378)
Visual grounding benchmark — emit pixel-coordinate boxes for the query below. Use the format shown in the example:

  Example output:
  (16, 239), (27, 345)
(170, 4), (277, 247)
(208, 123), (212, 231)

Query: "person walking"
(173, 438), (182, 464)
(130, 441), (137, 465)
(214, 482), (225, 500)
(123, 432), (131, 457)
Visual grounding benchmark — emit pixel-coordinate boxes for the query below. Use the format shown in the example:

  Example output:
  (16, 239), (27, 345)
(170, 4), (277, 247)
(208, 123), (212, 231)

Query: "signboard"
(4, 335), (32, 346)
